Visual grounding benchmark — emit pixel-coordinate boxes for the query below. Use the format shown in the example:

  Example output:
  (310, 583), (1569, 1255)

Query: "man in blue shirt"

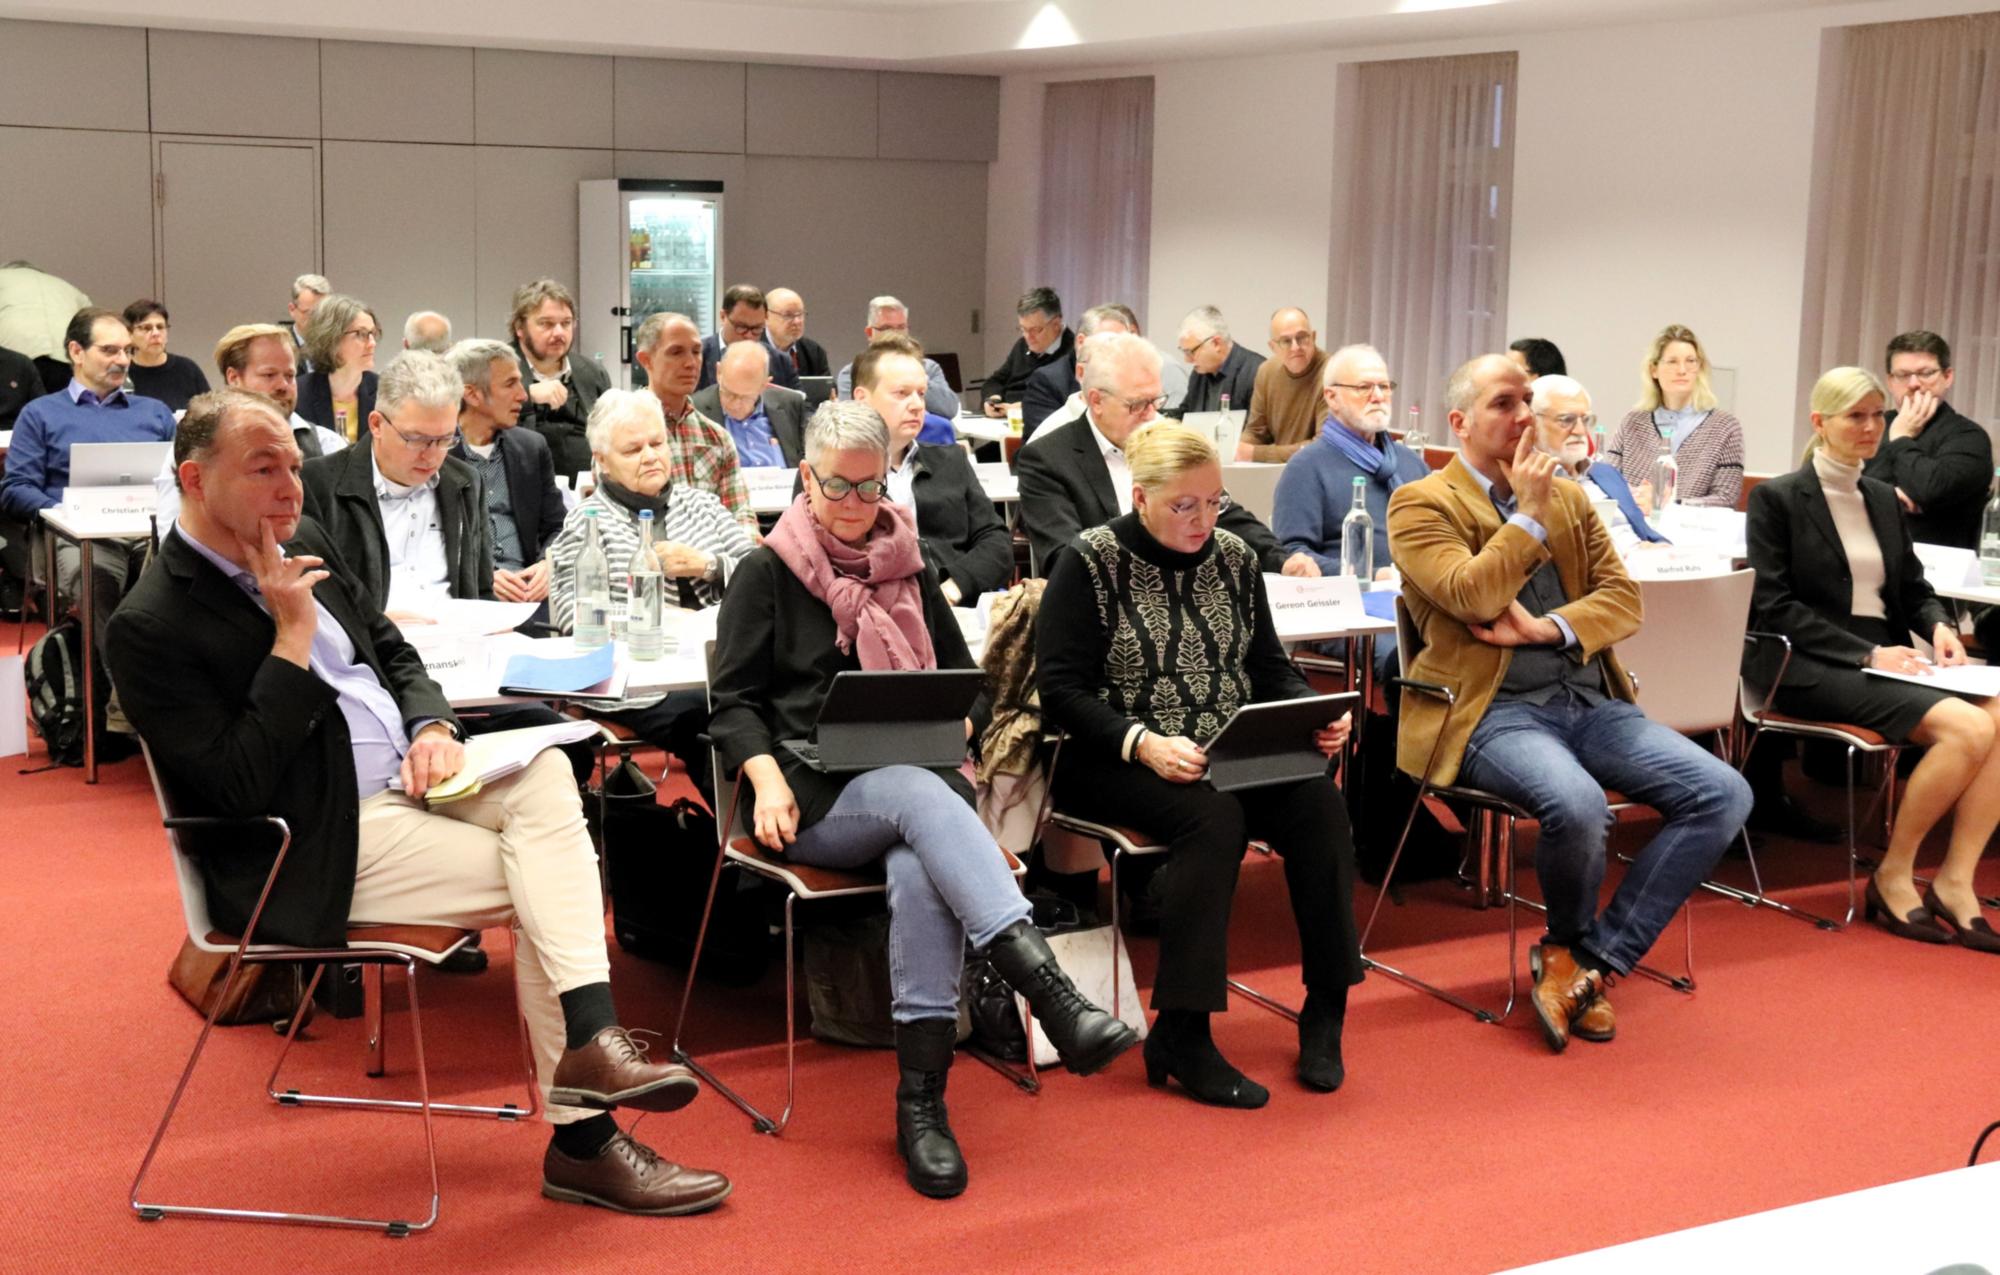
(690, 341), (807, 469)
(0, 307), (176, 660)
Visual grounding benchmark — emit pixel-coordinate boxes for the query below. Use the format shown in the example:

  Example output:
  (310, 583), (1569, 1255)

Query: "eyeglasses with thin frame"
(1330, 380), (1398, 397)
(1178, 332), (1217, 361)
(1163, 494), (1231, 518)
(769, 309), (806, 322)
(1887, 365), (1945, 385)
(132, 321), (169, 335)
(1272, 333), (1316, 350)
(380, 415), (460, 453)
(1534, 410), (1598, 432)
(1096, 391), (1169, 416)
(809, 467), (888, 503)
(343, 325), (382, 344)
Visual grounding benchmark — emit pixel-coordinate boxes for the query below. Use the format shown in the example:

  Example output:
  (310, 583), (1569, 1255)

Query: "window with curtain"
(1329, 52), (1517, 433)
(1804, 13), (2000, 428)
(1037, 77), (1154, 324)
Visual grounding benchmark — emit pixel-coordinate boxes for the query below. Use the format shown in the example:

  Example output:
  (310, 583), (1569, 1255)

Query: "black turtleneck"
(1037, 512), (1308, 756)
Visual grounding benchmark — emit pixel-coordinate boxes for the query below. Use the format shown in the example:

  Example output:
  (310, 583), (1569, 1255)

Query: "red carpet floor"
(4, 623), (1998, 1273)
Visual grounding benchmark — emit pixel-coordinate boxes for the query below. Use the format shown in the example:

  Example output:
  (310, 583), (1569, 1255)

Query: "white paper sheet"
(1865, 663), (2000, 697)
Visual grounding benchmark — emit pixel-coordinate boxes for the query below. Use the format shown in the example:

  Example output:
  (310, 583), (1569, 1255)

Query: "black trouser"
(603, 690), (713, 806)
(1051, 747), (1364, 1012)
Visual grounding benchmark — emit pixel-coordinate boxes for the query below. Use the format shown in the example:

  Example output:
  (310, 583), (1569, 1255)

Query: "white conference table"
(952, 413), (1015, 446)
(37, 504), (157, 783)
(1506, 1160), (2000, 1273)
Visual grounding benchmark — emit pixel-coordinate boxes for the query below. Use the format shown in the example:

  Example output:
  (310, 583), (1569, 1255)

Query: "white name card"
(61, 485), (157, 517)
(1914, 542), (1981, 590)
(1622, 545), (1736, 579)
(1263, 573), (1368, 639)
(741, 466), (797, 512)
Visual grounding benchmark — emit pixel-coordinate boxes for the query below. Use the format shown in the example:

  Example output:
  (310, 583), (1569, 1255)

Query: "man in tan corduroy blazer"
(1386, 354), (1751, 1057)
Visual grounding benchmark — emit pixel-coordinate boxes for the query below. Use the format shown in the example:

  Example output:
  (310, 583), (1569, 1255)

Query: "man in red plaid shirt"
(634, 311), (756, 531)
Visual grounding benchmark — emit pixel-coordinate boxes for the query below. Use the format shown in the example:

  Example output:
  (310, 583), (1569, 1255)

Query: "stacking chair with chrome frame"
(1362, 597), (1694, 1025)
(131, 743), (538, 1237)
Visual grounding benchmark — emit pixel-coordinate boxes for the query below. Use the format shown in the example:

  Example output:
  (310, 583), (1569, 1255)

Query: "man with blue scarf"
(1274, 344), (1421, 680)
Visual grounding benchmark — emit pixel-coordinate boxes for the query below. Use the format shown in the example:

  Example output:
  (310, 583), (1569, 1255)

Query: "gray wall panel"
(323, 141), (477, 347)
(614, 58), (746, 154)
(150, 30), (320, 139)
(474, 146), (614, 341)
(321, 41), (476, 145)
(878, 72), (1000, 162)
(746, 66), (877, 159)
(0, 126), (155, 314)
(0, 19), (150, 132)
(475, 49), (613, 150)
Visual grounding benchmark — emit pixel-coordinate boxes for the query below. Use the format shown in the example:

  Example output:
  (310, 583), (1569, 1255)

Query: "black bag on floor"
(24, 617), (85, 768)
(600, 759), (770, 987)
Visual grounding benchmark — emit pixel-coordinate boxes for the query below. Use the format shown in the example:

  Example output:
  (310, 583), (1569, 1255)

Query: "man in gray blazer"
(691, 341), (810, 468)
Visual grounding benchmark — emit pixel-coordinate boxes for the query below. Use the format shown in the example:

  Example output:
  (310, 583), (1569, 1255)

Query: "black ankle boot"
(1296, 988), (1347, 1093)
(894, 1019), (966, 1199)
(1142, 1009), (1268, 1109)
(982, 919), (1138, 1076)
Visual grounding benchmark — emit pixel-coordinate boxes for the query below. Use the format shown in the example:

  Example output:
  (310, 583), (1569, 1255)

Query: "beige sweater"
(1242, 347), (1329, 462)
(1814, 451), (1886, 620)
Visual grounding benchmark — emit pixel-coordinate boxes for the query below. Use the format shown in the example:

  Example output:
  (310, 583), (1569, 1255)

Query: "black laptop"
(798, 375), (836, 407)
(1201, 693), (1360, 792)
(781, 669), (985, 773)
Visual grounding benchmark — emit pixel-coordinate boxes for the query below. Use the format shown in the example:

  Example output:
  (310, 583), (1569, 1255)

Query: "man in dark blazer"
(450, 340), (567, 608)
(1015, 334), (1311, 579)
(108, 387), (732, 1216)
(511, 279), (611, 478)
(301, 351), (493, 616)
(1170, 305), (1264, 417)
(691, 341), (810, 468)
(852, 335), (1013, 602)
(981, 286), (1073, 416)
(1021, 304), (1131, 439)
(766, 287), (828, 378)
(695, 285), (801, 393)
(1866, 330), (1994, 550)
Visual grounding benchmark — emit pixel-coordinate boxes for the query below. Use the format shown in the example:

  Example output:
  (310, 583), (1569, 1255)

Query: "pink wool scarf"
(766, 494), (936, 670)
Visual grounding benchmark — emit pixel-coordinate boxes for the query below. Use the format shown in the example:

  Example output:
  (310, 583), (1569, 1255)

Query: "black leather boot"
(1142, 1009), (1269, 1109)
(983, 919), (1138, 1076)
(894, 1018), (966, 1199)
(1296, 987), (1347, 1093)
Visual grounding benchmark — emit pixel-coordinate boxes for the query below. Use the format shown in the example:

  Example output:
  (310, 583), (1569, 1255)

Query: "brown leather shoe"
(1530, 944), (1602, 1054)
(1573, 990), (1616, 1043)
(550, 1027), (700, 1112)
(542, 1131), (731, 1216)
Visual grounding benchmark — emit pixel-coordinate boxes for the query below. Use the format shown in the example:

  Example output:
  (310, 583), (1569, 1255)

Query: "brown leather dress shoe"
(542, 1131), (731, 1216)
(550, 1027), (701, 1112)
(1572, 990), (1616, 1043)
(1530, 944), (1602, 1054)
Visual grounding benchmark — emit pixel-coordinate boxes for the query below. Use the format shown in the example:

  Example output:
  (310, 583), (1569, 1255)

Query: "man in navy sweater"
(0, 307), (175, 657)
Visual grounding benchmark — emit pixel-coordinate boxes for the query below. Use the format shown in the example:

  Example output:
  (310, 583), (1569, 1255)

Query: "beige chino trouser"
(348, 749), (609, 1124)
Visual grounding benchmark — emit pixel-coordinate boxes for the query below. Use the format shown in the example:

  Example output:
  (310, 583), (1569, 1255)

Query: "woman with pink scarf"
(709, 401), (1136, 1201)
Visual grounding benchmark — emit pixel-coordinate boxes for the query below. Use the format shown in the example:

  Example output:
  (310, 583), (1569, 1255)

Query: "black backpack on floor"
(24, 618), (85, 768)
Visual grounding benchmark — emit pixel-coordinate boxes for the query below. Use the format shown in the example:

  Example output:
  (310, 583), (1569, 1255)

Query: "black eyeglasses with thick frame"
(808, 467), (888, 503)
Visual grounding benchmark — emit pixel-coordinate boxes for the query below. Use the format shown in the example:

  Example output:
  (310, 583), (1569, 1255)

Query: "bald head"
(402, 310), (452, 354)
(766, 287), (807, 350)
(1268, 308), (1318, 375)
(715, 340), (773, 422)
(1446, 354), (1534, 472)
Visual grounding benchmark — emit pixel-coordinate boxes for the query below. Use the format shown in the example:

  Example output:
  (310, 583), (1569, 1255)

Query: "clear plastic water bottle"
(627, 510), (665, 661)
(1651, 427), (1678, 515)
(1340, 475), (1374, 581)
(1980, 467), (2000, 586)
(573, 508), (612, 649)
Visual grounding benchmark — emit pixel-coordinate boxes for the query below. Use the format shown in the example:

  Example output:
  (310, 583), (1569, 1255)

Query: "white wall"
(985, 0), (1995, 472)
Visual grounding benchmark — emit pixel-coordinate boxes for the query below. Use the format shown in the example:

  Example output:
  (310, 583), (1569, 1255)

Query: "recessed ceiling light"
(1017, 2), (1081, 49)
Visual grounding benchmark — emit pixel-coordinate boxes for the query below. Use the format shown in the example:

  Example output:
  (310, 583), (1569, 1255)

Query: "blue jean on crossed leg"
(1456, 697), (1752, 974)
(783, 765), (1032, 1023)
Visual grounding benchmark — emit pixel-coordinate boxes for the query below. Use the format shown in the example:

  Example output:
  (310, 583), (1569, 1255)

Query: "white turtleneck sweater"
(1814, 450), (1886, 620)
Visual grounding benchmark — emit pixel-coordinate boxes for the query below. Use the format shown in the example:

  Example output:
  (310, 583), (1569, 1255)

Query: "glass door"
(624, 193), (720, 340)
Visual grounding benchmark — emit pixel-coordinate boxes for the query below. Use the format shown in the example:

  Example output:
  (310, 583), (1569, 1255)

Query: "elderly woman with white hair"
(547, 388), (755, 794)
(709, 399), (1137, 1201)
(1746, 366), (2000, 954)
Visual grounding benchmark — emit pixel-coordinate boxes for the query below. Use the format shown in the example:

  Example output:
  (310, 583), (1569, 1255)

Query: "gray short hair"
(1081, 332), (1162, 397)
(402, 310), (453, 353)
(1178, 305), (1228, 344)
(450, 339), (516, 398)
(1445, 358), (1488, 414)
(804, 399), (889, 467)
(1076, 304), (1129, 342)
(634, 310), (697, 355)
(376, 349), (464, 418)
(301, 294), (374, 371)
(1529, 374), (1590, 412)
(1324, 343), (1386, 389)
(291, 273), (331, 301)
(867, 295), (907, 326)
(586, 387), (665, 455)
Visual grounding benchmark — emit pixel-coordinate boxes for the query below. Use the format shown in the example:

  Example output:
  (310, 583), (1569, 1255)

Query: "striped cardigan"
(1605, 408), (1744, 508)
(547, 484), (755, 709)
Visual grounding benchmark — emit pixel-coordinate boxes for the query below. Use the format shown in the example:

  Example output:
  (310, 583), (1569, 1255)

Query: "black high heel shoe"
(1921, 885), (2000, 954)
(1863, 876), (1949, 945)
(1142, 1011), (1268, 1109)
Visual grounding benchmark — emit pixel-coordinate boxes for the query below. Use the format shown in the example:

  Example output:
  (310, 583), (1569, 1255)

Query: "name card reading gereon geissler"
(1262, 573), (1368, 640)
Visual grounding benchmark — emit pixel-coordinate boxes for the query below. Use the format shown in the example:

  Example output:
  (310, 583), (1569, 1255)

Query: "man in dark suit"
(765, 287), (828, 378)
(1866, 329), (1994, 550)
(691, 341), (810, 468)
(0, 340), (42, 430)
(853, 334), (1013, 603)
(1171, 305), (1264, 417)
(1021, 304), (1128, 440)
(1015, 333), (1313, 579)
(301, 351), (492, 617)
(107, 387), (731, 1216)
(982, 286), (1073, 418)
(510, 279), (610, 478)
(696, 284), (801, 394)
(450, 339), (568, 609)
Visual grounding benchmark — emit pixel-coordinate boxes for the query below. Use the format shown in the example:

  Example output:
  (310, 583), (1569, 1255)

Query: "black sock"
(559, 982), (619, 1050)
(1573, 946), (1613, 978)
(550, 1113), (619, 1158)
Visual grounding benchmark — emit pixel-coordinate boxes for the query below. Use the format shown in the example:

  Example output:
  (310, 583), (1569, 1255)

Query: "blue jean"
(1457, 697), (1751, 974)
(785, 766), (1032, 1023)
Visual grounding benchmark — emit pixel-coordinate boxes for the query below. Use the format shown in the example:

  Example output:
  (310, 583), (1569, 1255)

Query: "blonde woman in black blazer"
(1746, 366), (2000, 952)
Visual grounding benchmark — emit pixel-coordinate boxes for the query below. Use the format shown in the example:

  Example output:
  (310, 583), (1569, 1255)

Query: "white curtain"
(1329, 53), (1517, 430)
(1806, 14), (2000, 427)
(1037, 77), (1154, 323)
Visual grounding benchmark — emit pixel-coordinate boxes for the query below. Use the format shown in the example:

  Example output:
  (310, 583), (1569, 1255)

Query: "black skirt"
(1770, 616), (1957, 743)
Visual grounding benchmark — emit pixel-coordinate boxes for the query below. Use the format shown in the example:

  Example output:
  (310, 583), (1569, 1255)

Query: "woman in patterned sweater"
(1605, 323), (1745, 509)
(548, 388), (755, 797)
(1037, 421), (1362, 1109)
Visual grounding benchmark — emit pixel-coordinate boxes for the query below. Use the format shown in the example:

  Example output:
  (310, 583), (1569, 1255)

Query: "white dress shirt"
(1087, 413), (1134, 515)
(376, 470), (450, 611)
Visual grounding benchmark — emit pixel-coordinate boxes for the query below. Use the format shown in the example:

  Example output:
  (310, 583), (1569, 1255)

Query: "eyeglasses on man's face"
(809, 468), (888, 503)
(1099, 391), (1168, 416)
(1330, 380), (1397, 398)
(1887, 364), (1944, 385)
(1534, 410), (1597, 432)
(381, 415), (460, 453)
(1178, 333), (1217, 361)
(1272, 332), (1316, 350)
